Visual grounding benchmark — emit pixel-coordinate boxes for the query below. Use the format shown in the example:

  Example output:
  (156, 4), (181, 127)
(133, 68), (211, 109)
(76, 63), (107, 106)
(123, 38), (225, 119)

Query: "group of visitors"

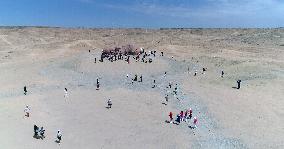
(168, 108), (198, 128)
(23, 86), (65, 145)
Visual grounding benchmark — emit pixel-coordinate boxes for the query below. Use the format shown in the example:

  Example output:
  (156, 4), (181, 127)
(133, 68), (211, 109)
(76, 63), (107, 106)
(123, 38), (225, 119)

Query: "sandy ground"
(0, 27), (283, 149)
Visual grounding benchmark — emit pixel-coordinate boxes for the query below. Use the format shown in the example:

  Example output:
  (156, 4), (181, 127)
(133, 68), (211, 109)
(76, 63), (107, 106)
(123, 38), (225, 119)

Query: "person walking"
(56, 130), (62, 145)
(202, 68), (206, 74)
(96, 83), (100, 90)
(184, 109), (188, 122)
(64, 88), (68, 98)
(24, 86), (27, 95)
(127, 56), (130, 64)
(97, 78), (99, 85)
(39, 127), (45, 138)
(180, 111), (184, 122)
(34, 125), (39, 136)
(221, 70), (224, 78)
(152, 80), (156, 88)
(24, 105), (30, 117)
(189, 108), (193, 119)
(174, 84), (178, 95)
(193, 117), (198, 128)
(96, 78), (100, 90)
(165, 94), (169, 105)
(169, 112), (173, 123)
(169, 82), (172, 88)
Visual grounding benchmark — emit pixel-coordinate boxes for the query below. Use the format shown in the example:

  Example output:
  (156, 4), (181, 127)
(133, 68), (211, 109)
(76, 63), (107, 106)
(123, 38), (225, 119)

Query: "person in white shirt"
(24, 105), (30, 117)
(56, 130), (62, 145)
(64, 88), (68, 98)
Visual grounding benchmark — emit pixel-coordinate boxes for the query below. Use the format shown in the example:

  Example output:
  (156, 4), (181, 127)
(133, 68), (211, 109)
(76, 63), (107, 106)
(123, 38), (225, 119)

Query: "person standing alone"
(64, 88), (68, 98)
(107, 99), (112, 109)
(237, 80), (241, 89)
(24, 86), (27, 95)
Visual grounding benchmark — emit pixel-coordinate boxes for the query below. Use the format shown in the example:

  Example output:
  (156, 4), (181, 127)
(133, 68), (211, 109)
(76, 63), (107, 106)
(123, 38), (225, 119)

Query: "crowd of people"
(22, 45), (245, 145)
(99, 45), (161, 64)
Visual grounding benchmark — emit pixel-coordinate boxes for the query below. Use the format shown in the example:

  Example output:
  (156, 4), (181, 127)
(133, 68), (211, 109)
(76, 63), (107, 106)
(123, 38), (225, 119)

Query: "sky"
(0, 0), (283, 28)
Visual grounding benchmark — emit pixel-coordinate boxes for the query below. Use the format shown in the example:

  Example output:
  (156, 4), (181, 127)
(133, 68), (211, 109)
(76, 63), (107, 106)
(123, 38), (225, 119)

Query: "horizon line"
(0, 25), (283, 30)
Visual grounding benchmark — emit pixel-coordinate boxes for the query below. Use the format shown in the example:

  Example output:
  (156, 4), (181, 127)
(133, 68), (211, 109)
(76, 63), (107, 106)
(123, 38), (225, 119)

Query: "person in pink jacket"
(193, 117), (198, 128)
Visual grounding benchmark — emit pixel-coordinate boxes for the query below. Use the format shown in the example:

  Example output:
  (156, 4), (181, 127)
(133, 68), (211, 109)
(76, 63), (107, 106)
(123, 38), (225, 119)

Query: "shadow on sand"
(33, 135), (45, 140)
(165, 120), (179, 125)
